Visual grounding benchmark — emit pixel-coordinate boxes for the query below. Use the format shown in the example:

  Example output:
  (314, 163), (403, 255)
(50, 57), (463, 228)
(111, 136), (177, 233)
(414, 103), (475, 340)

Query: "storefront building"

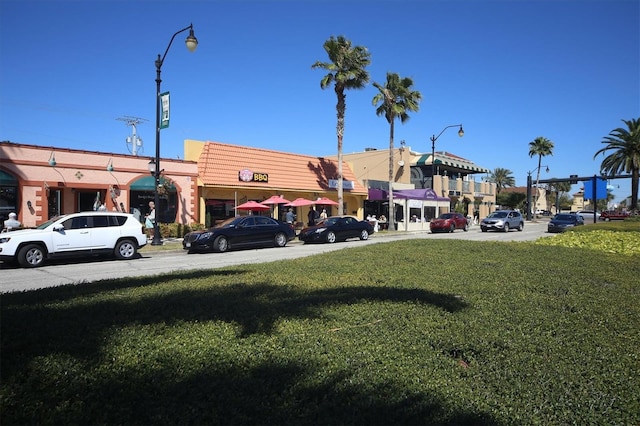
(340, 144), (496, 230)
(0, 142), (199, 228)
(184, 140), (369, 227)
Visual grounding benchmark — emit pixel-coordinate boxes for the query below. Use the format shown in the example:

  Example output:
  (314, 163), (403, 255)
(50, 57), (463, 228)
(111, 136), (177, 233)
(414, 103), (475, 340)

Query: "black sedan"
(547, 213), (584, 233)
(298, 215), (373, 244)
(183, 215), (295, 253)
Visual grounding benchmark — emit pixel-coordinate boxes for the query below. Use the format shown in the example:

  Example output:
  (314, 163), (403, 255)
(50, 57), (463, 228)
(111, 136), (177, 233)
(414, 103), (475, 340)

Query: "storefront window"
(0, 185), (18, 223)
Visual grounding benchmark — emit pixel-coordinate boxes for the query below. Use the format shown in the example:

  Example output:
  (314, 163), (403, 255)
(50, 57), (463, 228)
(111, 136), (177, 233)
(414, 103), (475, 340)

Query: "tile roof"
(198, 141), (367, 195)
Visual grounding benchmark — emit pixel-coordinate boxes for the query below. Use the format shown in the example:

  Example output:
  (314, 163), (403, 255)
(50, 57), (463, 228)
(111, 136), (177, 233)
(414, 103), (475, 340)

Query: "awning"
(0, 170), (17, 186)
(368, 188), (387, 201)
(394, 188), (450, 202)
(413, 154), (489, 173)
(130, 176), (176, 191)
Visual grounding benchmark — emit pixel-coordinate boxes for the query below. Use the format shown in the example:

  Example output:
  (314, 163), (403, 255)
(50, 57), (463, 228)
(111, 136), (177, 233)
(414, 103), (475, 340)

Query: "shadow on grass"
(1, 270), (482, 425)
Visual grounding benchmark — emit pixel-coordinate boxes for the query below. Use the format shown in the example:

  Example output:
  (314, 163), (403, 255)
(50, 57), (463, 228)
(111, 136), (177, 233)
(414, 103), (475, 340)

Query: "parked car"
(298, 215), (373, 244)
(600, 210), (631, 221)
(430, 212), (469, 233)
(548, 213), (584, 233)
(576, 210), (600, 221)
(0, 211), (147, 268)
(183, 215), (295, 253)
(480, 210), (524, 232)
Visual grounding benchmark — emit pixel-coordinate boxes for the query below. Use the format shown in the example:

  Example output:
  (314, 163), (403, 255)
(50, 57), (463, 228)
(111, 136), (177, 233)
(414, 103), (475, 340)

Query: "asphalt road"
(1, 221), (553, 293)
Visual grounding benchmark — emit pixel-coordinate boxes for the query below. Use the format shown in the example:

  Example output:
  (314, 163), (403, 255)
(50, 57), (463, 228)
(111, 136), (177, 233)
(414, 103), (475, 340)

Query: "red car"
(430, 212), (469, 233)
(600, 210), (631, 221)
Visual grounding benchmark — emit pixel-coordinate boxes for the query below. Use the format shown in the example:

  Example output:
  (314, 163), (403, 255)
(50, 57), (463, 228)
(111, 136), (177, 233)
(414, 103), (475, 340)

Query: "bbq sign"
(238, 169), (269, 183)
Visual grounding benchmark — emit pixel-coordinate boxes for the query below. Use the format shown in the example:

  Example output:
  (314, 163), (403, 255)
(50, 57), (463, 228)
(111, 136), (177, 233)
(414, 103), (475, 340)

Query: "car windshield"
(36, 216), (65, 229)
(439, 213), (455, 219)
(317, 217), (339, 226)
(214, 216), (244, 228)
(488, 212), (508, 218)
(554, 214), (575, 221)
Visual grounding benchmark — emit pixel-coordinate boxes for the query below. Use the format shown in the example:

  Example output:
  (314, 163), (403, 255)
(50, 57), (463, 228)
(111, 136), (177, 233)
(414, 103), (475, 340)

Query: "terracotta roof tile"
(198, 141), (367, 194)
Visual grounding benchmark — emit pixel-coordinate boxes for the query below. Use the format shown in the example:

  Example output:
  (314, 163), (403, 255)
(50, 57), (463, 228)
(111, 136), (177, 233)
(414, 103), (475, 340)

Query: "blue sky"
(1, 0), (638, 204)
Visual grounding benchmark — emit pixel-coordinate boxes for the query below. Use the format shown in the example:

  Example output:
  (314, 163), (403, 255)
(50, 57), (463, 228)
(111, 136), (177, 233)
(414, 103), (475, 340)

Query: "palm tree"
(372, 72), (422, 229)
(490, 168), (515, 194)
(594, 118), (640, 211)
(528, 136), (554, 215)
(312, 36), (371, 215)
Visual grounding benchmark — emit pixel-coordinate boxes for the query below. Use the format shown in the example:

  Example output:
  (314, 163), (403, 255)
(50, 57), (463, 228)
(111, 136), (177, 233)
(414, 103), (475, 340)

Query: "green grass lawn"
(2, 223), (639, 425)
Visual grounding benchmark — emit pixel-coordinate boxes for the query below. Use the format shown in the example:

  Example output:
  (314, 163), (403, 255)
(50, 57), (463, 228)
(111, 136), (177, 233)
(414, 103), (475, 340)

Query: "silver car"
(480, 210), (524, 232)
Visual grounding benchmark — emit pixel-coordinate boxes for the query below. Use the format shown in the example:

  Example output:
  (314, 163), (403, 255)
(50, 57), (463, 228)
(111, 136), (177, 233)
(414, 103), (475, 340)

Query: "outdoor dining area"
(234, 195), (340, 233)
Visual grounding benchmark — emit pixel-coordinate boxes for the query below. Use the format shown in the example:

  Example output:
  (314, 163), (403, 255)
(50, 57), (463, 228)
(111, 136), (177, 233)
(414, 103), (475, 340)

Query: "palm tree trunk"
(388, 120), (395, 229)
(534, 156), (542, 215)
(336, 93), (346, 215)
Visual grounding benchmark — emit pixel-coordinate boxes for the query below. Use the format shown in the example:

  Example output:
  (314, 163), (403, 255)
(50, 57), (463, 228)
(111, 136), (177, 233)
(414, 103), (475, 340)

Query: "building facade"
(0, 142), (199, 228)
(184, 140), (369, 228)
(339, 145), (496, 230)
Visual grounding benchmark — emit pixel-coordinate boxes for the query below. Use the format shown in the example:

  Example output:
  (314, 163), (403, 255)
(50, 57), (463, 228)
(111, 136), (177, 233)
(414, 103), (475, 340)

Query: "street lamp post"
(526, 165), (549, 221)
(151, 24), (198, 245)
(430, 124), (464, 190)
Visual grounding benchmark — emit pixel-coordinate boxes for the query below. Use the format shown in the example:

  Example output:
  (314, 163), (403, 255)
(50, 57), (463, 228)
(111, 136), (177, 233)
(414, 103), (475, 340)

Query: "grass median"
(1, 222), (639, 425)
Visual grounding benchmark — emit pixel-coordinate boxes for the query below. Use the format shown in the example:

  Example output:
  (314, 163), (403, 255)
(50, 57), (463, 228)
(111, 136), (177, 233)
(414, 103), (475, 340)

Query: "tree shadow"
(307, 157), (339, 190)
(1, 272), (482, 424)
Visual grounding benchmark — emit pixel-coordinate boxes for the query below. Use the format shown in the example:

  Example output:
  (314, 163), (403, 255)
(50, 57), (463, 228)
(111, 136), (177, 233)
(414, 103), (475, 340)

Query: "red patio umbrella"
(235, 200), (271, 211)
(261, 195), (291, 205)
(284, 197), (316, 207)
(315, 196), (339, 206)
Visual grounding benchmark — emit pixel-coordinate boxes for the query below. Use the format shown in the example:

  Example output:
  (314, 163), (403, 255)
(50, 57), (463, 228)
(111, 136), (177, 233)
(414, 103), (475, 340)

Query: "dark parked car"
(298, 215), (373, 244)
(183, 215), (295, 253)
(430, 212), (469, 233)
(548, 213), (584, 233)
(480, 210), (524, 232)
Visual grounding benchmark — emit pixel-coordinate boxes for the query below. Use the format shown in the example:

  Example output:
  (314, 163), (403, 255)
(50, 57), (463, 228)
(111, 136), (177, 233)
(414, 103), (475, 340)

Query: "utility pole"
(117, 116), (148, 156)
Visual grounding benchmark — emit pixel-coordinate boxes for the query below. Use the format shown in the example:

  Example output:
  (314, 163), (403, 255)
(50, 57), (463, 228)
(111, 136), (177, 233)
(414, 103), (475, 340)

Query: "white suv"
(0, 211), (147, 267)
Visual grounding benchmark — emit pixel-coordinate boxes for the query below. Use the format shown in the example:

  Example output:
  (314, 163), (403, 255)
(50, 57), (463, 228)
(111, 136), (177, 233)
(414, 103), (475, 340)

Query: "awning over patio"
(413, 154), (489, 173)
(394, 188), (450, 202)
(368, 188), (450, 202)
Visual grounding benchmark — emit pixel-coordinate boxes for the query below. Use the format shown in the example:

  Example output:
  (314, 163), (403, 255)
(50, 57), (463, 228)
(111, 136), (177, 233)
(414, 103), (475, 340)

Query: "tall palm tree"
(528, 136), (554, 214)
(372, 72), (422, 228)
(594, 118), (640, 211)
(312, 36), (371, 215)
(490, 167), (515, 194)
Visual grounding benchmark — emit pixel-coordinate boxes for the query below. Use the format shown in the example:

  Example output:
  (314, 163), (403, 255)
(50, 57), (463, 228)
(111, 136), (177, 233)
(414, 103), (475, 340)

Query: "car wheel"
(274, 232), (287, 247)
(214, 236), (229, 252)
(359, 229), (369, 240)
(463, 223), (468, 232)
(503, 223), (510, 232)
(448, 224), (455, 233)
(114, 239), (137, 260)
(326, 231), (336, 243)
(17, 244), (46, 268)
(481, 227), (487, 232)
(517, 222), (524, 231)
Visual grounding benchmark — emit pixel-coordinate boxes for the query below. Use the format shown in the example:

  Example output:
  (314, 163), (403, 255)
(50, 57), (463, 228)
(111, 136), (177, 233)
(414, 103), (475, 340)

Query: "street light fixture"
(430, 124), (464, 189)
(151, 24), (198, 245)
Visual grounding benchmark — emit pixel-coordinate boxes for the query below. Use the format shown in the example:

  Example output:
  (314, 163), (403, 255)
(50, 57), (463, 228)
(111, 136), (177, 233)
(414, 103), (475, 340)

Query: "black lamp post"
(526, 165), (549, 220)
(151, 24), (198, 245)
(430, 124), (464, 189)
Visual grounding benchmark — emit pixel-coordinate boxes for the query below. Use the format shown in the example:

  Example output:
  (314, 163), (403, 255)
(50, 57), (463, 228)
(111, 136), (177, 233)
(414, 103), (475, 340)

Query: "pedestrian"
(285, 208), (295, 224)
(307, 206), (318, 226)
(3, 212), (21, 232)
(320, 208), (328, 220)
(145, 201), (156, 240)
